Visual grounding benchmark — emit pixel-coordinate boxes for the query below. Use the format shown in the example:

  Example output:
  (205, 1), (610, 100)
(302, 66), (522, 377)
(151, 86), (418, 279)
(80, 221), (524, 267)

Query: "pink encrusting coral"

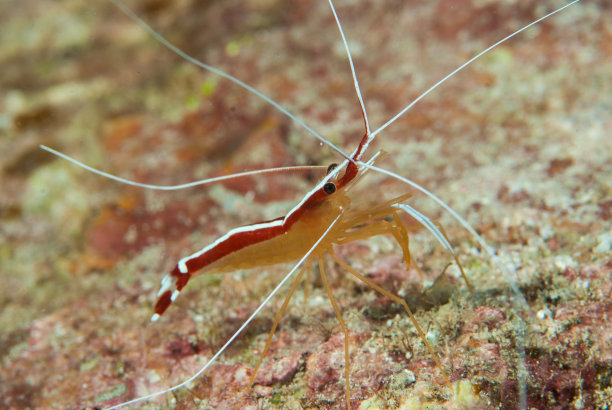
(1, 0), (611, 408)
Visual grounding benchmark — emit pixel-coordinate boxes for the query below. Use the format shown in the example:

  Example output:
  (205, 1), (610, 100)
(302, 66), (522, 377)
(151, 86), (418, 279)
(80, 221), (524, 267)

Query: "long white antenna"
(327, 0), (371, 136)
(106, 211), (343, 409)
(369, 0), (580, 141)
(40, 145), (326, 190)
(109, 0), (351, 161)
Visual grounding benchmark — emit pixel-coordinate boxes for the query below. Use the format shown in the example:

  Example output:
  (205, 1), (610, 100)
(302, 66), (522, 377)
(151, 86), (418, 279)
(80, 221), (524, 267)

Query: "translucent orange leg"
(394, 203), (473, 295)
(247, 261), (309, 389)
(335, 212), (420, 280)
(392, 210), (436, 281)
(431, 220), (474, 294)
(318, 254), (352, 410)
(341, 193), (413, 227)
(391, 211), (415, 274)
(410, 254), (425, 280)
(329, 249), (452, 387)
(334, 218), (405, 246)
(303, 259), (312, 305)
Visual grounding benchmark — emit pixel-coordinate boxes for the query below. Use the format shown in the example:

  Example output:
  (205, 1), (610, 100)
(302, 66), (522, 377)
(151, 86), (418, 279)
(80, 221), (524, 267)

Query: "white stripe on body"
(177, 219), (284, 273)
(176, 163), (346, 274)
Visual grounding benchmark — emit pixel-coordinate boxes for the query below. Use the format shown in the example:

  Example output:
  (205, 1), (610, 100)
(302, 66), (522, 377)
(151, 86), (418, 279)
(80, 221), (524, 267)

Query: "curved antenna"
(327, 0), (371, 137)
(106, 211), (344, 409)
(40, 145), (326, 190)
(394, 203), (473, 293)
(109, 0), (351, 162)
(369, 0), (580, 141)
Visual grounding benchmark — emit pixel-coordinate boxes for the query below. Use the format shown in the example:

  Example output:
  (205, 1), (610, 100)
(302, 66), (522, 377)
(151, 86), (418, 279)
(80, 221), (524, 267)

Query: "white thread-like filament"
(109, 0), (351, 162)
(327, 0), (371, 138)
(40, 145), (326, 191)
(369, 0), (580, 142)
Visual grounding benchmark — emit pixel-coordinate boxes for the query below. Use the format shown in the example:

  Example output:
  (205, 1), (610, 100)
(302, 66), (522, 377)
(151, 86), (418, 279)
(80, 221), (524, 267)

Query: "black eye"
(326, 163), (338, 175)
(323, 182), (336, 194)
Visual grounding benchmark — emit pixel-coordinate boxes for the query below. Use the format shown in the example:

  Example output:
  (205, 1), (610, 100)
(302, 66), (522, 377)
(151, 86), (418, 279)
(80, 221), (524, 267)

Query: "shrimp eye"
(326, 163), (338, 175)
(323, 182), (336, 194)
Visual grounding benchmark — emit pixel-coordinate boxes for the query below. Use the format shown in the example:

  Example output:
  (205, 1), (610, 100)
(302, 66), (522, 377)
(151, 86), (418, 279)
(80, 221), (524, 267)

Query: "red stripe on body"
(186, 222), (285, 273)
(153, 220), (288, 317)
(185, 187), (329, 274)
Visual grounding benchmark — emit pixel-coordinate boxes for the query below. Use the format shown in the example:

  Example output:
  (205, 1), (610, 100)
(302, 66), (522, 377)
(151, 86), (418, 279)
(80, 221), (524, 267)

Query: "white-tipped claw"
(151, 313), (160, 322)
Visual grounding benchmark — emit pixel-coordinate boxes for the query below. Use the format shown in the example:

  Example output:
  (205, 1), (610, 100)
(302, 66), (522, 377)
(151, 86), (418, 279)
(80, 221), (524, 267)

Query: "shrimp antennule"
(39, 144), (327, 191)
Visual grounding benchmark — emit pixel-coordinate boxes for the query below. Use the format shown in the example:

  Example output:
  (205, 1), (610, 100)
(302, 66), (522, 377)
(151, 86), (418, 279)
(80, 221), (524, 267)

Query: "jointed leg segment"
(431, 219), (474, 293)
(335, 214), (414, 273)
(329, 250), (452, 386)
(247, 263), (309, 389)
(318, 254), (352, 410)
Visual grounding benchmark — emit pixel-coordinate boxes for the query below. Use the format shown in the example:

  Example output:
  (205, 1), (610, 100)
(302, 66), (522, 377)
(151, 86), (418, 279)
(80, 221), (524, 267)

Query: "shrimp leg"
(319, 254), (352, 410)
(334, 217), (414, 273)
(394, 204), (473, 293)
(328, 250), (452, 386)
(247, 260), (310, 389)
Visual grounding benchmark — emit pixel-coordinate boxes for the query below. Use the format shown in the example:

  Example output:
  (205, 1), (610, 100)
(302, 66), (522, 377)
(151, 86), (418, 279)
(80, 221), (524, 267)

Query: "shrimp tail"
(151, 266), (192, 321)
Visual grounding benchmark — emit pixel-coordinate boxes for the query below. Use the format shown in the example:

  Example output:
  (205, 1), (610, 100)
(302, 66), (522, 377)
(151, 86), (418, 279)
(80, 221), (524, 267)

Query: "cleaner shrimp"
(2, 0), (609, 408)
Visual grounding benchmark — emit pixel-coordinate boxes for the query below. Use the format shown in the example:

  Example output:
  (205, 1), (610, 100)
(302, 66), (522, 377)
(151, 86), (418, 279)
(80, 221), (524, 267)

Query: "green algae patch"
(79, 355), (100, 372)
(23, 162), (91, 239)
(94, 383), (127, 403)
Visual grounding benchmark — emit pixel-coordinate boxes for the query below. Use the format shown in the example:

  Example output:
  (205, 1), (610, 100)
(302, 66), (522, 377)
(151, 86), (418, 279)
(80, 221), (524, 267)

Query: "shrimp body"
(154, 154), (365, 319)
(150, 144), (432, 409)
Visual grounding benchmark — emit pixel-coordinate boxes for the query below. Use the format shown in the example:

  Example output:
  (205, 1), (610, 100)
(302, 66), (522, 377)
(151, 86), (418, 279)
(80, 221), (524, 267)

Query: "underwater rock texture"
(0, 0), (610, 408)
